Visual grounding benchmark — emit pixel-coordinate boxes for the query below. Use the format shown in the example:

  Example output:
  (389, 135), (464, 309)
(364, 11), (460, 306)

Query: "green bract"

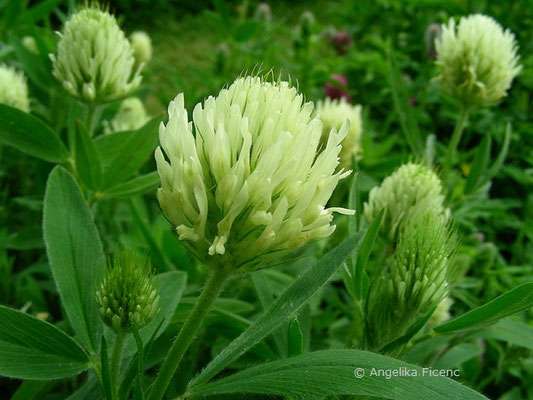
(0, 64), (30, 112)
(95, 251), (159, 333)
(363, 162), (445, 240)
(156, 76), (354, 271)
(104, 97), (149, 133)
(315, 97), (363, 168)
(436, 14), (521, 107)
(50, 7), (142, 103)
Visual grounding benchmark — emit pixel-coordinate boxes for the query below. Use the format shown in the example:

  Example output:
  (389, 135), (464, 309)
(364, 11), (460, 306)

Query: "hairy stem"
(148, 266), (232, 400)
(110, 331), (127, 400)
(443, 105), (470, 177)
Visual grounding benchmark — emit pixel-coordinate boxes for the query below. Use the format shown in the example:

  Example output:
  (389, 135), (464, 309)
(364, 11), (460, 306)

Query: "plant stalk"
(443, 105), (470, 177)
(148, 266), (232, 400)
(110, 331), (127, 400)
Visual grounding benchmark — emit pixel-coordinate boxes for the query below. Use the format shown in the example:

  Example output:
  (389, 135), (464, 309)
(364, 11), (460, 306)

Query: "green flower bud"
(364, 162), (445, 241)
(130, 31), (153, 66)
(22, 36), (38, 54)
(156, 76), (354, 271)
(0, 64), (30, 112)
(104, 97), (149, 133)
(435, 14), (521, 107)
(50, 6), (142, 103)
(366, 208), (456, 350)
(95, 251), (159, 333)
(315, 97), (363, 168)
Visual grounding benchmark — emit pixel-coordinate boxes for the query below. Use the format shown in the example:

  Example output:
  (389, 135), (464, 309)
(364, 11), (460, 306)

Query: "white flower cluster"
(315, 97), (363, 168)
(51, 7), (142, 103)
(436, 14), (521, 107)
(0, 64), (30, 112)
(104, 97), (149, 133)
(156, 76), (354, 270)
(364, 162), (445, 240)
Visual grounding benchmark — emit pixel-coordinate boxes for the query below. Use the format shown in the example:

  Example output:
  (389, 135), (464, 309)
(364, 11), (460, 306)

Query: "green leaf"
(75, 121), (102, 190)
(469, 318), (533, 351)
(423, 133), (436, 166)
(103, 172), (159, 199)
(188, 349), (486, 399)
(189, 231), (365, 388)
(0, 306), (89, 380)
(435, 343), (482, 370)
(96, 117), (160, 189)
(465, 134), (491, 194)
(10, 36), (55, 91)
(43, 166), (105, 353)
(0, 104), (69, 163)
(387, 50), (423, 156)
(434, 283), (533, 333)
(287, 319), (303, 357)
(11, 380), (50, 400)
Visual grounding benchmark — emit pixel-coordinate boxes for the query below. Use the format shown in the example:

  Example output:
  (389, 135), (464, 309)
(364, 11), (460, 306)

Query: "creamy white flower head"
(50, 6), (142, 103)
(429, 296), (453, 327)
(315, 97), (363, 168)
(364, 162), (445, 240)
(0, 64), (30, 112)
(156, 76), (354, 271)
(104, 97), (149, 133)
(436, 14), (521, 107)
(130, 31), (153, 66)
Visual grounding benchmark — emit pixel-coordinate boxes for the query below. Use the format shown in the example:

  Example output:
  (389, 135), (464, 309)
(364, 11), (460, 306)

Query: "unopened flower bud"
(254, 3), (272, 23)
(96, 250), (159, 333)
(22, 36), (38, 54)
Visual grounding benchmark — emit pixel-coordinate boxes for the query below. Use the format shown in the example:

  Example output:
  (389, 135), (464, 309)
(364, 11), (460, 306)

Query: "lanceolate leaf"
(189, 231), (365, 388)
(434, 282), (533, 333)
(0, 306), (89, 380)
(0, 104), (69, 163)
(188, 349), (486, 399)
(96, 116), (161, 189)
(43, 166), (105, 353)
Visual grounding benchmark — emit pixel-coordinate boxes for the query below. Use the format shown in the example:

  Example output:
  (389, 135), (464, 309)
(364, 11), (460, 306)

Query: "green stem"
(148, 266), (232, 400)
(110, 331), (127, 400)
(86, 103), (96, 137)
(443, 105), (470, 177)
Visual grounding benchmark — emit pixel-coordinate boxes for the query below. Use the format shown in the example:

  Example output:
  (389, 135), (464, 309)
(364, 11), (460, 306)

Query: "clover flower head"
(366, 208), (455, 350)
(130, 31), (153, 66)
(96, 250), (159, 333)
(435, 14), (521, 107)
(104, 97), (149, 133)
(50, 6), (142, 103)
(0, 64), (30, 112)
(388, 209), (456, 314)
(364, 162), (445, 240)
(156, 76), (354, 271)
(316, 97), (363, 168)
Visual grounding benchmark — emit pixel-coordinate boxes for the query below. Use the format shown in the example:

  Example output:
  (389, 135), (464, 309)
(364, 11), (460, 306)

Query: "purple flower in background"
(333, 30), (352, 54)
(325, 74), (351, 101)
